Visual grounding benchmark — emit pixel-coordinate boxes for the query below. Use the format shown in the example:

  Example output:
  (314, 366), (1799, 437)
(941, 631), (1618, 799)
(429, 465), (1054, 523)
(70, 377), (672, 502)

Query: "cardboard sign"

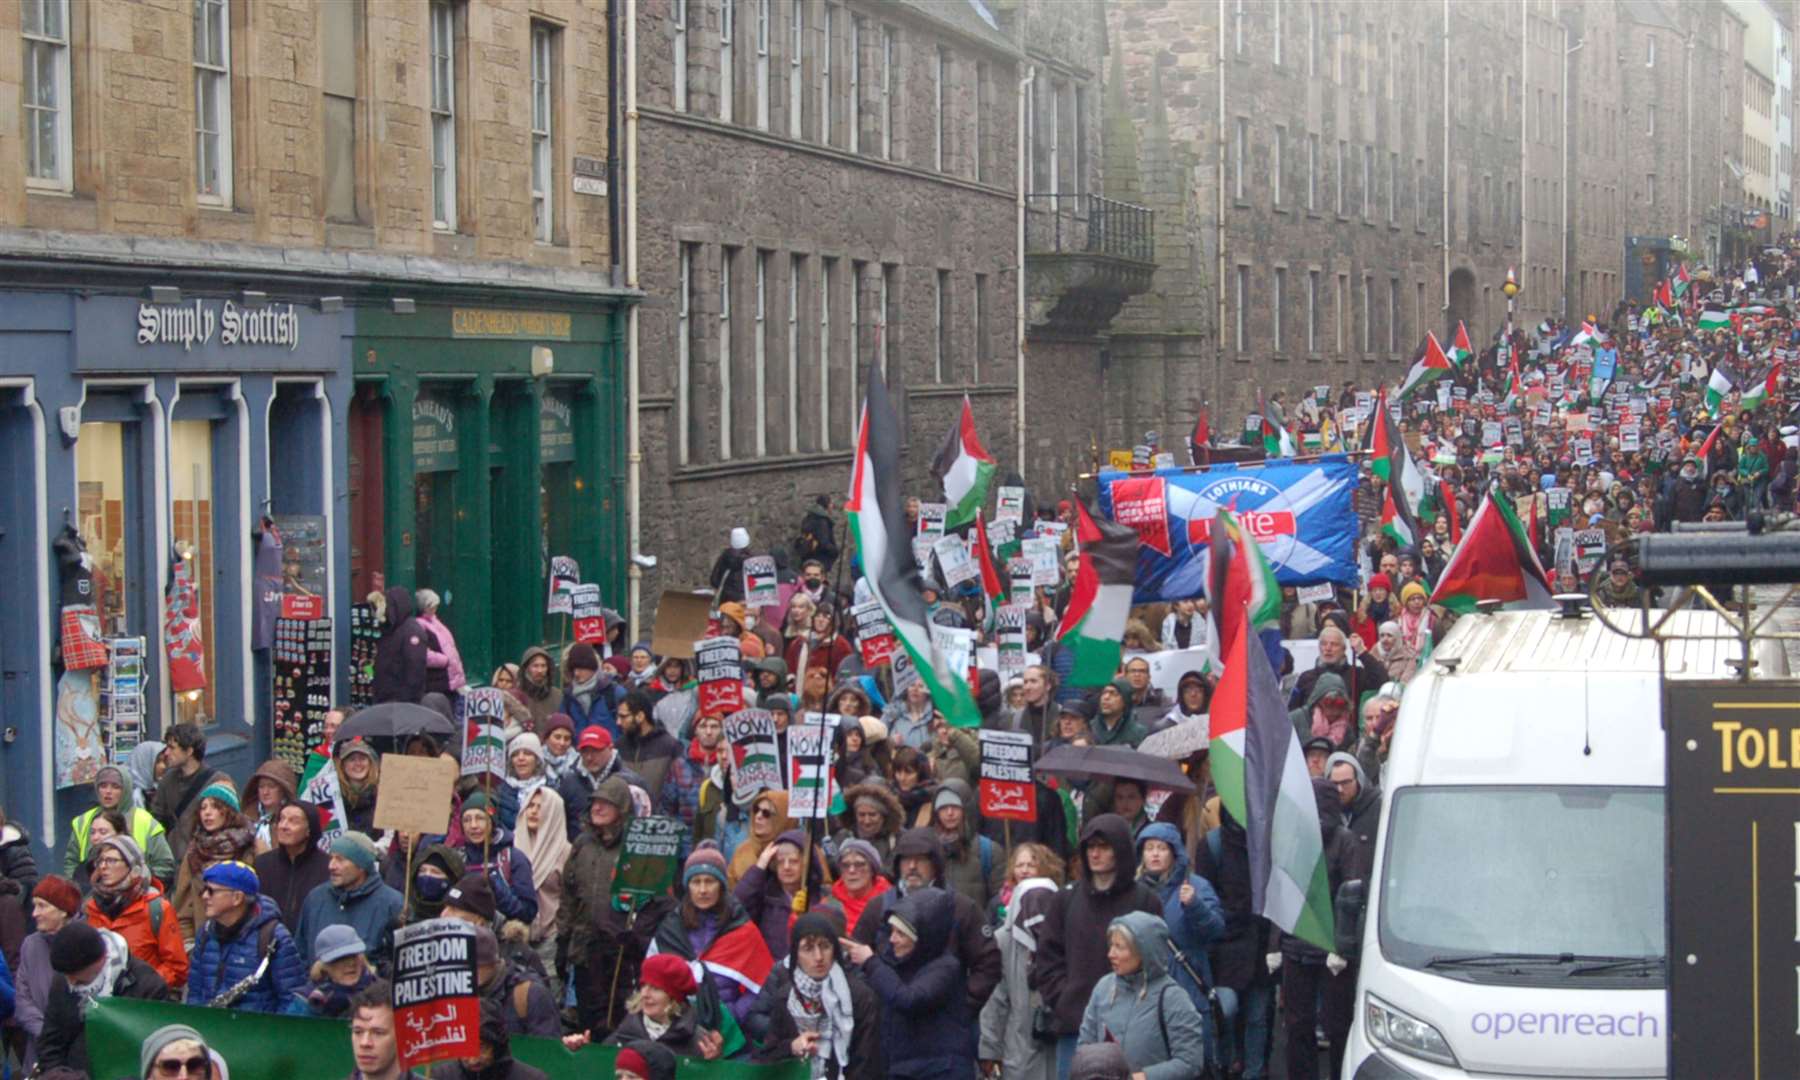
(917, 503), (947, 537)
(695, 636), (744, 715)
(934, 534), (979, 588)
(374, 754), (459, 837)
(786, 713), (839, 819)
(724, 708), (783, 806)
(610, 816), (683, 910)
(546, 555), (580, 615)
(651, 591), (712, 660)
(742, 555), (779, 608)
(393, 919), (480, 1071)
(1297, 582), (1336, 604)
(995, 604), (1028, 679)
(978, 729), (1037, 821)
(995, 486), (1026, 523)
(850, 600), (897, 667)
(569, 583), (607, 645)
(1022, 537), (1061, 587)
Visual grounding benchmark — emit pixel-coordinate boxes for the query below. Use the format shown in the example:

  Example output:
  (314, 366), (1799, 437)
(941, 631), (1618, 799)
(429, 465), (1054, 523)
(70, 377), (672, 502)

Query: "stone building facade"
(632, 0), (1026, 593)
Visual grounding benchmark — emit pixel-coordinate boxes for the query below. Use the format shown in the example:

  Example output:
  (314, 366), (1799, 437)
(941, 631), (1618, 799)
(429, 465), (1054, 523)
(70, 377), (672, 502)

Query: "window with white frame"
(935, 47), (947, 171)
(678, 244), (694, 465)
(880, 26), (894, 159)
(1233, 0), (1243, 55)
(194, 0), (232, 204)
(720, 247), (736, 460)
(1235, 265), (1248, 352)
(879, 265), (893, 377)
(850, 261), (863, 436)
(1307, 132), (1317, 210)
(754, 251), (768, 455)
(1272, 268), (1285, 353)
(1073, 84), (1087, 195)
(530, 23), (555, 242)
(848, 14), (860, 152)
(1388, 151), (1396, 223)
(1336, 272), (1347, 353)
(721, 0), (735, 121)
(1388, 277), (1399, 352)
(1048, 81), (1062, 194)
(673, 0), (688, 110)
(975, 63), (988, 182)
(1646, 103), (1656, 136)
(789, 0), (802, 138)
(23, 0), (72, 190)
(1272, 0), (1282, 65)
(1234, 117), (1246, 199)
(787, 254), (802, 452)
(1336, 139), (1345, 215)
(973, 273), (987, 381)
(1646, 36), (1655, 67)
(429, 1), (456, 228)
(1361, 145), (1371, 219)
(1307, 270), (1319, 352)
(755, 0), (770, 130)
(820, 257), (834, 450)
(1361, 275), (1372, 353)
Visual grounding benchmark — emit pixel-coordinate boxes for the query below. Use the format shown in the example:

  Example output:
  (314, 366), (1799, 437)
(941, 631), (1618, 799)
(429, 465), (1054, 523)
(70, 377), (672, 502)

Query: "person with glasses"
(37, 921), (166, 1074)
(83, 834), (189, 989)
(184, 861), (304, 1014)
(138, 1024), (217, 1080)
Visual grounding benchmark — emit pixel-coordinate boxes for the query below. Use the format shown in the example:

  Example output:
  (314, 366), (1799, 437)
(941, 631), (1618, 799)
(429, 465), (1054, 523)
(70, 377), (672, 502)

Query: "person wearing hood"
(558, 777), (672, 1036)
(127, 739), (165, 812)
(388, 840), (466, 923)
(794, 495), (842, 572)
(512, 781), (571, 961)
(1270, 779), (1363, 1080)
(1030, 814), (1163, 1076)
(240, 758), (299, 853)
(415, 588), (467, 696)
(170, 780), (261, 945)
(929, 780), (999, 910)
(978, 871), (1062, 1080)
(728, 790), (798, 886)
(64, 763), (176, 886)
(430, 997), (551, 1080)
(1075, 911), (1209, 1080)
(749, 909), (882, 1079)
(36, 921), (167, 1073)
(832, 783), (906, 871)
(1287, 624), (1388, 714)
(1657, 454), (1710, 526)
(927, 717), (980, 788)
(836, 715), (886, 789)
(1324, 753), (1381, 874)
(710, 526), (754, 604)
(841, 886), (976, 1079)
(1287, 671), (1355, 751)
(1371, 619), (1416, 684)
(1091, 679), (1149, 749)
(1159, 672), (1211, 732)
(455, 793), (539, 927)
(185, 861), (306, 1013)
(562, 641), (628, 739)
(372, 586), (429, 704)
(850, 827), (1001, 1013)
(83, 836), (188, 989)
(649, 844), (774, 1027)
(496, 732), (554, 834)
(1136, 823), (1226, 1059)
(883, 681), (938, 752)
(512, 646), (565, 732)
(294, 832), (405, 970)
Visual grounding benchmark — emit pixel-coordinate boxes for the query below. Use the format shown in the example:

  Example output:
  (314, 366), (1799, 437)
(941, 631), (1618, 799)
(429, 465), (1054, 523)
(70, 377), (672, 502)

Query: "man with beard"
(148, 723), (232, 862)
(849, 826), (1000, 1013)
(557, 778), (669, 1036)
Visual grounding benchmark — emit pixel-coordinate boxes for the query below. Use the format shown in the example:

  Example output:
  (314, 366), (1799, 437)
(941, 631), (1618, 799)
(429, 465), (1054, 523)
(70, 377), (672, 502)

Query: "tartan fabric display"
(60, 606), (110, 670)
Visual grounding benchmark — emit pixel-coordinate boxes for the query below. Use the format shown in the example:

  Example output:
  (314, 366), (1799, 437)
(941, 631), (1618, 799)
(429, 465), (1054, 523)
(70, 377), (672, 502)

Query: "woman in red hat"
(562, 952), (724, 1059)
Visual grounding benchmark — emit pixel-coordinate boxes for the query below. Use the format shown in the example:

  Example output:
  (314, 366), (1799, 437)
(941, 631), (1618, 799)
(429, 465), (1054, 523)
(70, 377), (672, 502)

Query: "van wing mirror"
(1335, 879), (1367, 956)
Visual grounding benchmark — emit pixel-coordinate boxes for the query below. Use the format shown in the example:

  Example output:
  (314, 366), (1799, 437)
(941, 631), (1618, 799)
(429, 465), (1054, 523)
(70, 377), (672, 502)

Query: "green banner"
(611, 815), (683, 911)
(88, 997), (808, 1080)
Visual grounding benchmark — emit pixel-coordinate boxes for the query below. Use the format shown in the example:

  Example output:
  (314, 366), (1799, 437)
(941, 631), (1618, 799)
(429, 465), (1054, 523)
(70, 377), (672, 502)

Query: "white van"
(1340, 605), (1789, 1080)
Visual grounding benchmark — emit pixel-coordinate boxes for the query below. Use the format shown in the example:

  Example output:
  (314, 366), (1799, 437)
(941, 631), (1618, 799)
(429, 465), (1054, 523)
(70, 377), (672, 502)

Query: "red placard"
(392, 919), (479, 1071)
(978, 730), (1037, 822)
(280, 594), (325, 620)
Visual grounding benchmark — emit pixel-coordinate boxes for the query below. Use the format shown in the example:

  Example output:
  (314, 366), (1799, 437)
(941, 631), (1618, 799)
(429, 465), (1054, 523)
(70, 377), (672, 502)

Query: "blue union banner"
(1097, 455), (1362, 601)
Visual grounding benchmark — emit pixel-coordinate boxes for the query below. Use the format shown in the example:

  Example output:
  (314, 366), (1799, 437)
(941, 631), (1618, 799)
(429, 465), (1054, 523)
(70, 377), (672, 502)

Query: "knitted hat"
(616, 1041), (676, 1080)
(577, 727), (614, 752)
(758, 690), (793, 714)
(857, 716), (888, 744)
(639, 953), (698, 1002)
(313, 924), (367, 965)
(329, 831), (381, 876)
(565, 642), (601, 673)
(542, 713), (575, 738)
(461, 791), (496, 816)
(139, 1024), (208, 1080)
(616, 1047), (651, 1080)
(1400, 581), (1429, 605)
(32, 875), (80, 917)
(729, 527), (751, 551)
(201, 860), (258, 896)
(605, 655), (632, 677)
(933, 787), (964, 813)
(593, 776), (633, 814)
(50, 922), (107, 975)
(771, 828), (807, 855)
(445, 872), (498, 923)
(197, 780), (240, 813)
(837, 838), (883, 871)
(789, 911), (843, 957)
(1367, 572), (1394, 593)
(682, 842), (729, 888)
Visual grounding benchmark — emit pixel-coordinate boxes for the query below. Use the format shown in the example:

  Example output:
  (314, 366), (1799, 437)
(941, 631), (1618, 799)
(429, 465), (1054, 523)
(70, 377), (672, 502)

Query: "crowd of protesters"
(4, 247), (1797, 1080)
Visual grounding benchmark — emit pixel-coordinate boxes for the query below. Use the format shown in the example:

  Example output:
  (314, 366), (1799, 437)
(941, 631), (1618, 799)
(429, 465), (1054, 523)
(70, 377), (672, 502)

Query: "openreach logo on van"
(1470, 1010), (1660, 1040)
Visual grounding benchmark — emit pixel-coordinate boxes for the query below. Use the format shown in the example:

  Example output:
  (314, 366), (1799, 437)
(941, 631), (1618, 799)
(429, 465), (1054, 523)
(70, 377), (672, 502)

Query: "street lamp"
(1501, 267), (1520, 376)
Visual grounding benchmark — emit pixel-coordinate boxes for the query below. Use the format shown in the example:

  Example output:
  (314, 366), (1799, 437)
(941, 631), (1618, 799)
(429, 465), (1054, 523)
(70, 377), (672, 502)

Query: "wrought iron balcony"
(1024, 193), (1156, 336)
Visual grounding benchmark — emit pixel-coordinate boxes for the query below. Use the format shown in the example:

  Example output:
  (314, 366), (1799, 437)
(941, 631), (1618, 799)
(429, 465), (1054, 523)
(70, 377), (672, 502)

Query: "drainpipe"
(1563, 29), (1583, 319)
(1442, 0), (1450, 314)
(625, 0), (644, 637)
(1216, 0), (1226, 414)
(1017, 64), (1034, 474)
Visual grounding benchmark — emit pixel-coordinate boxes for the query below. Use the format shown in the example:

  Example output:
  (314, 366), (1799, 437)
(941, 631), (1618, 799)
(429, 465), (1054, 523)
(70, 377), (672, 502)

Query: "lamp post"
(1501, 266), (1520, 379)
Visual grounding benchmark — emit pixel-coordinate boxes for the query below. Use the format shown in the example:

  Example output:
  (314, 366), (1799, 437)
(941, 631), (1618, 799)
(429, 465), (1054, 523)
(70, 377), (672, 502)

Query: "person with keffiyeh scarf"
(36, 922), (166, 1074)
(750, 911), (882, 1079)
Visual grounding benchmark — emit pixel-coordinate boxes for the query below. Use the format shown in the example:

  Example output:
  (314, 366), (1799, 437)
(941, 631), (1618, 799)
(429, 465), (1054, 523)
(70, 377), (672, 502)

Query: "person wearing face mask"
(37, 922), (165, 1073)
(751, 911), (883, 1079)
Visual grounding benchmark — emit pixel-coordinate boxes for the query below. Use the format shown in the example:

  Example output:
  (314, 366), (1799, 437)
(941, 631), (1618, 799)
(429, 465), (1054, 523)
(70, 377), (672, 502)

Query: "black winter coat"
(1195, 819), (1277, 995)
(373, 586), (429, 704)
(254, 841), (331, 932)
(850, 829), (1001, 1013)
(750, 962), (884, 1080)
(1029, 814), (1162, 1035)
(709, 548), (749, 603)
(1289, 654), (1390, 711)
(36, 956), (169, 1072)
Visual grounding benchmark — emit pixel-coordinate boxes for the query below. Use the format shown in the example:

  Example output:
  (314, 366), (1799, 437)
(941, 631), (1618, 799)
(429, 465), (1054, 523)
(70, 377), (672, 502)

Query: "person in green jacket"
(1737, 432), (1771, 509)
(64, 764), (176, 886)
(1090, 678), (1148, 749)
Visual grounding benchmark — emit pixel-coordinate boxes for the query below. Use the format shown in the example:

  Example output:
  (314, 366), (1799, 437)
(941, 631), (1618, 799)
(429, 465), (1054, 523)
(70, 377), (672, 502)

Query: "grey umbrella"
(1032, 742), (1197, 792)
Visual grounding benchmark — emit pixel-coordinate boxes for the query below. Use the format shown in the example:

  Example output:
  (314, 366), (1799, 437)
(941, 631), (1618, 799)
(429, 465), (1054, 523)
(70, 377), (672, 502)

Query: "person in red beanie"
(1349, 573), (1394, 650)
(561, 953), (724, 1059)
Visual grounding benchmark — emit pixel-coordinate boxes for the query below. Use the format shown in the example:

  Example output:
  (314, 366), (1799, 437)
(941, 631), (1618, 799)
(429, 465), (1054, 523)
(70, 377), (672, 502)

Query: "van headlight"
(1365, 993), (1459, 1067)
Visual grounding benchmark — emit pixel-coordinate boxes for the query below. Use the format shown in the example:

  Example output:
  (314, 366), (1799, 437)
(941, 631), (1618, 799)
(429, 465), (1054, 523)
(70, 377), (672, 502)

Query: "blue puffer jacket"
(1135, 823), (1227, 1013)
(563, 678), (627, 741)
(292, 871), (406, 970)
(185, 895), (306, 1014)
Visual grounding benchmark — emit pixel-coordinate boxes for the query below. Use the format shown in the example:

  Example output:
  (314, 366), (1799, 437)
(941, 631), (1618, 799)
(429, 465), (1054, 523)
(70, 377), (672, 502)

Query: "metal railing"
(1024, 192), (1155, 263)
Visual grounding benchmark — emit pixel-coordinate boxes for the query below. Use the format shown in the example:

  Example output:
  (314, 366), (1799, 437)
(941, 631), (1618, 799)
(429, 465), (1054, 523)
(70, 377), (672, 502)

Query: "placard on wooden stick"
(374, 754), (459, 837)
(650, 590), (713, 659)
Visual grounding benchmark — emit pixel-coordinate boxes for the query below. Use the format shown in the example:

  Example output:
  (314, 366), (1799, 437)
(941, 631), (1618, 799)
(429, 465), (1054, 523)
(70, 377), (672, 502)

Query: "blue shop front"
(0, 278), (352, 860)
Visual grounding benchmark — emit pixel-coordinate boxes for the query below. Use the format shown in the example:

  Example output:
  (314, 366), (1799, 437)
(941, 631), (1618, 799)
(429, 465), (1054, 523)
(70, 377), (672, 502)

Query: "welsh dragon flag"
(1428, 489), (1555, 614)
(1398, 333), (1452, 398)
(848, 365), (983, 728)
(1056, 501), (1138, 686)
(1209, 583), (1336, 953)
(930, 395), (997, 530)
(1449, 321), (1475, 367)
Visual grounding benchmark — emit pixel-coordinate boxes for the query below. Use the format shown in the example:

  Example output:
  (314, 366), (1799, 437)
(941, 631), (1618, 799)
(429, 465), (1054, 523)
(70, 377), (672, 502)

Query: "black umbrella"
(1032, 743), (1197, 792)
(333, 701), (455, 745)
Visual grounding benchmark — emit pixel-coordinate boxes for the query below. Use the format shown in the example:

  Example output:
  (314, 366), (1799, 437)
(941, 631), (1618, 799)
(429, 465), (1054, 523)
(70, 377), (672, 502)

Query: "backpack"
(147, 894), (168, 939)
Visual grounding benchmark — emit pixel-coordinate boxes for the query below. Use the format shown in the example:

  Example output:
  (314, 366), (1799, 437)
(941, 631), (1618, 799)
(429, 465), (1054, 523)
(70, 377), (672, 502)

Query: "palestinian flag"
(1428, 490), (1555, 614)
(1703, 367), (1735, 416)
(930, 395), (997, 530)
(973, 514), (1010, 630)
(1189, 407), (1211, 466)
(1056, 500), (1138, 686)
(847, 364), (983, 728)
(1741, 358), (1780, 410)
(1570, 322), (1605, 348)
(1398, 333), (1452, 398)
(1419, 479), (1462, 543)
(1259, 394), (1297, 458)
(1449, 321), (1475, 367)
(1698, 308), (1732, 333)
(1673, 264), (1691, 298)
(1209, 600), (1336, 952)
(1380, 429), (1428, 549)
(1654, 278), (1674, 311)
(1697, 421), (1725, 469)
(1206, 506), (1284, 676)
(1363, 390), (1396, 476)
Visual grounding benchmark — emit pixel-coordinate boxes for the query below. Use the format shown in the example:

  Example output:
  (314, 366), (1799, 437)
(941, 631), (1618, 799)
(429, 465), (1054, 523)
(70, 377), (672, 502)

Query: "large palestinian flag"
(1209, 591), (1336, 952)
(1449, 321), (1475, 367)
(1207, 506), (1285, 679)
(1428, 490), (1555, 613)
(930, 395), (997, 530)
(1398, 333), (1452, 398)
(1056, 500), (1138, 686)
(847, 365), (983, 727)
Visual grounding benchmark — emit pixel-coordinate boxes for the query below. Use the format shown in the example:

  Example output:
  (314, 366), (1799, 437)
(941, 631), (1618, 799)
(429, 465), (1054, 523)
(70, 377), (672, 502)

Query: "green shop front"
(349, 297), (631, 680)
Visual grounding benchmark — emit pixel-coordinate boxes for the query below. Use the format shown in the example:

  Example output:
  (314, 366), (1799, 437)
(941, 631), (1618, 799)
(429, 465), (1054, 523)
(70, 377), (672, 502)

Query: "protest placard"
(1620, 424), (1641, 452)
(742, 556), (778, 608)
(569, 584), (607, 645)
(695, 636), (744, 715)
(302, 759), (349, 848)
(978, 729), (1036, 821)
(1573, 529), (1608, 573)
(917, 502), (947, 537)
(1022, 537), (1060, 587)
(995, 486), (1026, 523)
(1481, 420), (1503, 447)
(912, 535), (935, 573)
(995, 604), (1028, 679)
(1545, 486), (1572, 527)
(374, 755), (458, 838)
(650, 591), (711, 659)
(1296, 582), (1336, 604)
(392, 919), (479, 1071)
(610, 816), (683, 910)
(460, 687), (508, 780)
(723, 708), (782, 806)
(1504, 418), (1523, 446)
(986, 517), (1016, 551)
(890, 648), (918, 693)
(1534, 401), (1553, 426)
(1572, 435), (1594, 465)
(1553, 527), (1576, 574)
(850, 600), (896, 666)
(930, 624), (975, 689)
(545, 556), (579, 615)
(1007, 557), (1035, 598)
(934, 534), (979, 588)
(786, 713), (839, 819)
